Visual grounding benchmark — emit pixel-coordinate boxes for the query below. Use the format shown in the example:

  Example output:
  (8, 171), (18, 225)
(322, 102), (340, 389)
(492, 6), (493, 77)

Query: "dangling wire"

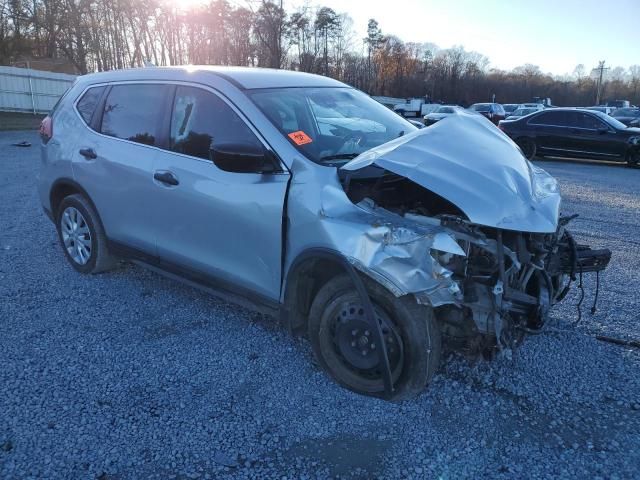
(591, 270), (600, 315)
(573, 265), (584, 326)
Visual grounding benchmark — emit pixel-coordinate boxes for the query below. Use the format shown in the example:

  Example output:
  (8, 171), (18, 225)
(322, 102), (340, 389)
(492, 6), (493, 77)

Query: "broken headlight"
(531, 164), (559, 199)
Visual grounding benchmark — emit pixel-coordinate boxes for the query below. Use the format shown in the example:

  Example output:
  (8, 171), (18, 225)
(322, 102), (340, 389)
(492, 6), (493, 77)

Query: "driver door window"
(170, 86), (261, 161)
(577, 113), (606, 130)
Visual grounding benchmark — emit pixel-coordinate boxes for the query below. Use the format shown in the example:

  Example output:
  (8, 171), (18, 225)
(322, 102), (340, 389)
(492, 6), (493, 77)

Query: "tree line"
(1, 0), (639, 106)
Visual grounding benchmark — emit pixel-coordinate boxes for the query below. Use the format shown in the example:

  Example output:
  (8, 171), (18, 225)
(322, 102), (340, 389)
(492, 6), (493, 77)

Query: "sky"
(284, 0), (640, 76)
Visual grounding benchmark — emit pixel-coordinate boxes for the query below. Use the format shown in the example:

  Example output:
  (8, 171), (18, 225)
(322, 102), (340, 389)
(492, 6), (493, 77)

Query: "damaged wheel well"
(283, 255), (344, 335)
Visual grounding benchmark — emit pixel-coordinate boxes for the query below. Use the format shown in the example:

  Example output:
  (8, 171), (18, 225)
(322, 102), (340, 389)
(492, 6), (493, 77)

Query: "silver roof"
(76, 65), (348, 90)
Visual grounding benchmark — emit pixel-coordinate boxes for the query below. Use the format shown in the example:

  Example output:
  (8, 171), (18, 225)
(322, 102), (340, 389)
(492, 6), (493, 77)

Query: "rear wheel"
(516, 137), (537, 160)
(308, 274), (441, 400)
(56, 194), (117, 274)
(626, 149), (639, 167)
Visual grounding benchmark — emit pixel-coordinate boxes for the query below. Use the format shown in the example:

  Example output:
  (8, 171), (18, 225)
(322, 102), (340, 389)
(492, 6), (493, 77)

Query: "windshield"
(248, 87), (415, 164)
(613, 108), (640, 117)
(470, 103), (491, 112)
(436, 106), (455, 114)
(504, 104), (519, 112)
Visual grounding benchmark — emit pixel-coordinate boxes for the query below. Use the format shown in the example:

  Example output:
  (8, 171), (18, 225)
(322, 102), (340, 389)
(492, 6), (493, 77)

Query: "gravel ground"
(1, 130), (639, 479)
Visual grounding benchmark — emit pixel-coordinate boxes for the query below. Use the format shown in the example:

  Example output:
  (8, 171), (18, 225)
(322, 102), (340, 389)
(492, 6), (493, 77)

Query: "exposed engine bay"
(338, 165), (611, 353)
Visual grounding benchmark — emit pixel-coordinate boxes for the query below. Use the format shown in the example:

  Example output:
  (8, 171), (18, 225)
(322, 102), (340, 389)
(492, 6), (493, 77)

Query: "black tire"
(516, 137), (537, 160)
(308, 274), (441, 400)
(626, 149), (639, 168)
(56, 194), (117, 274)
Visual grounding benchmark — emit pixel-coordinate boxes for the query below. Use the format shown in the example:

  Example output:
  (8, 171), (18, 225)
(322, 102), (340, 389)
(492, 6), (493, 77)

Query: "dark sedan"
(611, 107), (640, 127)
(499, 108), (640, 166)
(469, 103), (506, 124)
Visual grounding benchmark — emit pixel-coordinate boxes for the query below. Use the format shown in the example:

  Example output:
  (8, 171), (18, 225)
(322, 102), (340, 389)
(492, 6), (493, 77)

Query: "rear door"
(72, 83), (171, 255)
(527, 110), (568, 153)
(151, 85), (290, 301)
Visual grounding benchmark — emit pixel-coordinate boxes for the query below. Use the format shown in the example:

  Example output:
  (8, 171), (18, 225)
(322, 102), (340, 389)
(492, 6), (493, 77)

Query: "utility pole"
(592, 61), (609, 105)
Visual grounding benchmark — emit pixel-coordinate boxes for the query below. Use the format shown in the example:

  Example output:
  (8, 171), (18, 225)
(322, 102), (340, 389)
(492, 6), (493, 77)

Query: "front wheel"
(516, 137), (537, 160)
(308, 274), (441, 400)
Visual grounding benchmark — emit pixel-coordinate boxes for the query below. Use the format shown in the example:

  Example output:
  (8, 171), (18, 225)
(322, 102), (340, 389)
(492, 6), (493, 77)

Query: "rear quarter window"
(76, 86), (106, 125)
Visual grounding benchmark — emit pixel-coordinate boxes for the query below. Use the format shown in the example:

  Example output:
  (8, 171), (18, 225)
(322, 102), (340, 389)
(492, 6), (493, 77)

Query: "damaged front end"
(332, 113), (611, 351)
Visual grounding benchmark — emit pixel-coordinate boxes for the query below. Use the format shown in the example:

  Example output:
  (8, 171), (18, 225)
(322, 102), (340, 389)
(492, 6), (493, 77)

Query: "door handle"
(79, 148), (97, 159)
(153, 171), (179, 186)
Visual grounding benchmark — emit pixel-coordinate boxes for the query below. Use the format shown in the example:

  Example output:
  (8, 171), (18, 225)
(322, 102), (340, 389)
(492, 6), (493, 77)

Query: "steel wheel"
(308, 274), (441, 400)
(60, 206), (92, 265)
(325, 300), (404, 386)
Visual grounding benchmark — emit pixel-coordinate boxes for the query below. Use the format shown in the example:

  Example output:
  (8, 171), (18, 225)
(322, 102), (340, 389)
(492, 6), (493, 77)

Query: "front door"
(151, 85), (290, 301)
(566, 112), (624, 159)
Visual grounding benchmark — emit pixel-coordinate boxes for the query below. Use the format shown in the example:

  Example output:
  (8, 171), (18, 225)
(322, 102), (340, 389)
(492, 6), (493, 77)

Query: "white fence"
(0, 66), (76, 114)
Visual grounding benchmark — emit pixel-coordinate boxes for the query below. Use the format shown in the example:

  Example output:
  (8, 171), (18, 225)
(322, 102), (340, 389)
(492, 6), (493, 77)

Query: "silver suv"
(38, 67), (610, 400)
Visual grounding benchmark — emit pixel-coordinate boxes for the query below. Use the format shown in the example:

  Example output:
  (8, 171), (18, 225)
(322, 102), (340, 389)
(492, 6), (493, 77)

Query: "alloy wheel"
(60, 206), (92, 265)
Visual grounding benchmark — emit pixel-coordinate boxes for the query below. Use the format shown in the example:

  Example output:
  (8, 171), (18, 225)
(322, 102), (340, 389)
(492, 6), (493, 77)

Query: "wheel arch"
(49, 179), (107, 235)
(50, 178), (93, 216)
(282, 247), (399, 396)
(281, 248), (348, 335)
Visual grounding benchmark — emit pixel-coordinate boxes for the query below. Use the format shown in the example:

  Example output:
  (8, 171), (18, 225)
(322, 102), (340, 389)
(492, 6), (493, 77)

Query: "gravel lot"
(1, 130), (639, 479)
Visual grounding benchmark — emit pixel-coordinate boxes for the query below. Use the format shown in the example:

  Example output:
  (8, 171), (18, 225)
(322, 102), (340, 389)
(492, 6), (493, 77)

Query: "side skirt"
(108, 240), (281, 318)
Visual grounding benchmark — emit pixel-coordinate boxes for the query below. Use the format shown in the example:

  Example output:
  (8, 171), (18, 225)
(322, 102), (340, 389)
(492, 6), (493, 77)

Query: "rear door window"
(76, 86), (105, 125)
(529, 111), (567, 126)
(100, 84), (170, 146)
(169, 86), (262, 161)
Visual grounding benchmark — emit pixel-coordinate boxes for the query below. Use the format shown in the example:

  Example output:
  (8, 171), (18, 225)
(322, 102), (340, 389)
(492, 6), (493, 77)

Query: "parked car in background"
(505, 107), (540, 120)
(611, 107), (640, 127)
(393, 98), (439, 118)
(520, 103), (545, 111)
(423, 105), (463, 125)
(503, 104), (521, 116)
(468, 103), (506, 124)
(607, 100), (630, 109)
(586, 106), (616, 115)
(499, 107), (640, 166)
(407, 119), (426, 129)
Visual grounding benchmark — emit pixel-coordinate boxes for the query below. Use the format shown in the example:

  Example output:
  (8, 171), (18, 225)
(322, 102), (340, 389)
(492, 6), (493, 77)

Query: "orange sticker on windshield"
(288, 130), (313, 146)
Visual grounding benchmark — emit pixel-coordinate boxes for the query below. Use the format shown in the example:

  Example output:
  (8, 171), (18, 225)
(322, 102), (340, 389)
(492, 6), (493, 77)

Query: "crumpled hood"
(342, 111), (561, 233)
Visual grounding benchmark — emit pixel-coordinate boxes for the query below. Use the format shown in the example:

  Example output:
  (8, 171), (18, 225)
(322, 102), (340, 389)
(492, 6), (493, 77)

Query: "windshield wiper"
(320, 153), (360, 162)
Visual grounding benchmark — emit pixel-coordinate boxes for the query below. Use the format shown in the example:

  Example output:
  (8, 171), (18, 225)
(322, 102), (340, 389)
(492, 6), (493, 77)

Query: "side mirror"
(210, 142), (278, 174)
(597, 127), (609, 135)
